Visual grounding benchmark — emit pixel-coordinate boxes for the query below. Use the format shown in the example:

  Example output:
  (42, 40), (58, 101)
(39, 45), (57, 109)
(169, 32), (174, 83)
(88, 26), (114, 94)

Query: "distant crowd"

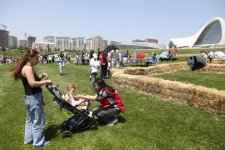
(0, 55), (19, 64)
(200, 49), (225, 62)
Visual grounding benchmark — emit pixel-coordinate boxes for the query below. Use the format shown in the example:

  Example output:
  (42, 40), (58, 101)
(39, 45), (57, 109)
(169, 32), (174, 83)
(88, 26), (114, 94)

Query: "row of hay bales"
(206, 58), (225, 64)
(111, 62), (225, 115)
(124, 62), (189, 76)
(201, 64), (225, 73)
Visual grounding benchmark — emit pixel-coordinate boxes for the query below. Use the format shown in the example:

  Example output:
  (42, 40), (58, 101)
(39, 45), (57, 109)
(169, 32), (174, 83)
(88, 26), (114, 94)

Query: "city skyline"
(1, 0), (225, 44)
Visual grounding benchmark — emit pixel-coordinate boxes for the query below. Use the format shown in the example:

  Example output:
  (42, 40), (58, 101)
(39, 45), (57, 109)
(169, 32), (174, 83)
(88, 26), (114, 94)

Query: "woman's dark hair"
(60, 52), (64, 58)
(93, 78), (114, 92)
(102, 49), (108, 60)
(10, 49), (38, 80)
(89, 50), (94, 59)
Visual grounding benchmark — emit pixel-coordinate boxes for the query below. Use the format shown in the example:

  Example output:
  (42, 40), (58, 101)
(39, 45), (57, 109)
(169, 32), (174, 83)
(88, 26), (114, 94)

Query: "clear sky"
(0, 0), (224, 44)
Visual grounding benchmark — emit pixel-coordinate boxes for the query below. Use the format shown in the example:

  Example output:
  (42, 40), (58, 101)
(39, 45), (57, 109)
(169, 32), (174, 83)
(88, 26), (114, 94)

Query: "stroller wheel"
(61, 121), (67, 127)
(90, 122), (98, 130)
(62, 131), (72, 138)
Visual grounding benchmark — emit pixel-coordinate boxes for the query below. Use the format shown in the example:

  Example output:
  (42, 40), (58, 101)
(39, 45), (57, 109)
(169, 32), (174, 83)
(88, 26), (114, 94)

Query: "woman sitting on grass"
(76, 78), (125, 126)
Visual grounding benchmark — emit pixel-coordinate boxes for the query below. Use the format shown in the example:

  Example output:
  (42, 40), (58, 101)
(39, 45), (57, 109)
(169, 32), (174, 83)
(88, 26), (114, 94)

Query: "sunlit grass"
(0, 63), (225, 149)
(155, 70), (225, 90)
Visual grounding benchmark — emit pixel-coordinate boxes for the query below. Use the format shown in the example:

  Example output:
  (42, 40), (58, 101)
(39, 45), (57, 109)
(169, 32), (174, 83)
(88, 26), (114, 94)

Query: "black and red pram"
(46, 84), (98, 138)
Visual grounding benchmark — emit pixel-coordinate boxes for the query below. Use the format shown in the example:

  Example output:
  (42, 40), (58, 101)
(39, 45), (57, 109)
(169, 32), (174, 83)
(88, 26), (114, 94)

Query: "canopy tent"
(133, 53), (151, 60)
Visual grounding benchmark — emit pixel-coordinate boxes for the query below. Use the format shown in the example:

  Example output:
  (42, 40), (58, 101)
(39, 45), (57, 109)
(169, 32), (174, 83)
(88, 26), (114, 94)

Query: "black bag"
(187, 55), (206, 71)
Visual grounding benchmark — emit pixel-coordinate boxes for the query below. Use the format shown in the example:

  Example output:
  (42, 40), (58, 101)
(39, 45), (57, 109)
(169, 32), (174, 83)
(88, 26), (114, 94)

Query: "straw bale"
(125, 62), (189, 76)
(112, 71), (225, 115)
(200, 64), (225, 73)
(207, 59), (225, 64)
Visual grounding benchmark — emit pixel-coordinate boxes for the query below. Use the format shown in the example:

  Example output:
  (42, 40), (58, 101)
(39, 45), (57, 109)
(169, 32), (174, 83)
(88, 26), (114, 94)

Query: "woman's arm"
(23, 66), (52, 87)
(75, 95), (97, 101)
(39, 72), (48, 80)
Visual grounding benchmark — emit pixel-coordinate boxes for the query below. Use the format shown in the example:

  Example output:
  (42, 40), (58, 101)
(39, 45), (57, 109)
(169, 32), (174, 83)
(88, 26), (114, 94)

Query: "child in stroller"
(63, 84), (92, 117)
(46, 84), (97, 138)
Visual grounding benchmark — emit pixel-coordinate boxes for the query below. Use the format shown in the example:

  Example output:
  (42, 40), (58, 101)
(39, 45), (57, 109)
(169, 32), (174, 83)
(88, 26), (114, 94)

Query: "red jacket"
(98, 87), (125, 113)
(99, 54), (107, 65)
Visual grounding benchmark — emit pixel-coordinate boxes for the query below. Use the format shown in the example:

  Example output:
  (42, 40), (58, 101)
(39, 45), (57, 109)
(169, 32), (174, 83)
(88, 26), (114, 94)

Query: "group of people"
(200, 49), (225, 63)
(10, 48), (125, 147)
(0, 55), (19, 63)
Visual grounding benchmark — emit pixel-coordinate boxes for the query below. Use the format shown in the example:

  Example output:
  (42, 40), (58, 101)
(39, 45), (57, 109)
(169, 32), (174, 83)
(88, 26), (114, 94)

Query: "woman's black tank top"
(21, 69), (42, 95)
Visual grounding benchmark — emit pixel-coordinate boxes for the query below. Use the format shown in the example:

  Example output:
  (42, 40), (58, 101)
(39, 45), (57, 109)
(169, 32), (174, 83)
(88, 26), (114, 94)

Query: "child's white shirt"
(65, 94), (85, 107)
(90, 58), (99, 73)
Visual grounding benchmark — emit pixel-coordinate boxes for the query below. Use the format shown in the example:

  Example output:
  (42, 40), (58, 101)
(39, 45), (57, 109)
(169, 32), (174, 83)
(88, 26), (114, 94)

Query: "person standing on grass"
(57, 52), (65, 76)
(89, 52), (100, 82)
(10, 49), (52, 147)
(76, 78), (125, 126)
(99, 49), (108, 80)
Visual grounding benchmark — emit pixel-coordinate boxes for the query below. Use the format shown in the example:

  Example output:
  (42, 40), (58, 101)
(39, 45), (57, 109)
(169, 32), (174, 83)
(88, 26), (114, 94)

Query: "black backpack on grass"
(187, 55), (206, 71)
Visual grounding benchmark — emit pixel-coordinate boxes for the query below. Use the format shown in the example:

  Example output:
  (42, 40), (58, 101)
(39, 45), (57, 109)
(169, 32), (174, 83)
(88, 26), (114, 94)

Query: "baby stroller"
(46, 84), (98, 138)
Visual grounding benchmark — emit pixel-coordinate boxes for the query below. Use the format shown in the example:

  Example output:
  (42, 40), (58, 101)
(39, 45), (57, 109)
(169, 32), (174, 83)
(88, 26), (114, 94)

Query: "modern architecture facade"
(167, 17), (225, 48)
(116, 42), (165, 50)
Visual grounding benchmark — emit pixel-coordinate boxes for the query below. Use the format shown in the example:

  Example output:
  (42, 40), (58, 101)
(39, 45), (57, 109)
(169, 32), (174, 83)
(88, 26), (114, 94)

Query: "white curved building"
(116, 42), (166, 50)
(167, 17), (225, 49)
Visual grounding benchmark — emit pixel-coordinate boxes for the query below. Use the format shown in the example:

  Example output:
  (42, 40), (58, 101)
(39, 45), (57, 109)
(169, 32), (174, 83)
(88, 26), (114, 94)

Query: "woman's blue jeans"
(24, 92), (45, 147)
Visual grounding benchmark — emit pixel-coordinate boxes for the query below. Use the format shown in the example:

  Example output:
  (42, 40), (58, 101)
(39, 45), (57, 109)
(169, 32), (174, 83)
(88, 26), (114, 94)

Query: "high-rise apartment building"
(9, 36), (18, 48)
(27, 36), (36, 48)
(70, 37), (85, 50)
(56, 37), (70, 51)
(93, 36), (103, 51)
(77, 37), (84, 50)
(102, 40), (108, 50)
(86, 38), (93, 50)
(19, 40), (28, 48)
(71, 38), (77, 50)
(0, 29), (9, 48)
(43, 36), (55, 43)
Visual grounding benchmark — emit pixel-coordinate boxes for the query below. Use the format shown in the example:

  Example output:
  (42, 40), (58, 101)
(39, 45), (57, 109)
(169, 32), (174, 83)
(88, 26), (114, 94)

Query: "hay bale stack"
(112, 73), (225, 115)
(125, 62), (189, 76)
(201, 64), (225, 73)
(111, 68), (124, 76)
(207, 59), (225, 64)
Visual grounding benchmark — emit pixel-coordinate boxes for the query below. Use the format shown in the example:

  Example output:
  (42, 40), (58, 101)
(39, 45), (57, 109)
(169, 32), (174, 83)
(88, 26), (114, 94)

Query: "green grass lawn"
(155, 70), (225, 90)
(1, 63), (225, 150)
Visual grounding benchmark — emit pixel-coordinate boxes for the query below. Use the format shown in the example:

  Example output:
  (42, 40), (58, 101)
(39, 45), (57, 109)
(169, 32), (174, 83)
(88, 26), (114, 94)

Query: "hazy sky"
(1, 0), (224, 44)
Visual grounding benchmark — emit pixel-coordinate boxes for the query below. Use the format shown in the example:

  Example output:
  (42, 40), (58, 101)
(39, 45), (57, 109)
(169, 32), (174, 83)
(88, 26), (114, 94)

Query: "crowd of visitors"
(0, 55), (19, 63)
(200, 49), (225, 62)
